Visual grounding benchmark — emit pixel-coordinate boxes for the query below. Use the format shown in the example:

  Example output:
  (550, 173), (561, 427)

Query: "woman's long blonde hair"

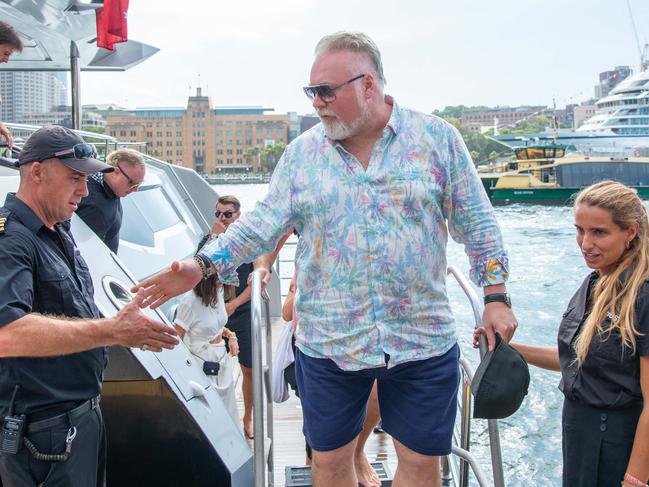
(573, 181), (649, 365)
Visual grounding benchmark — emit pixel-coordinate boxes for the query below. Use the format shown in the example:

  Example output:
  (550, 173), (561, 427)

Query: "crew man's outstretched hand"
(481, 304), (518, 351)
(131, 259), (203, 309)
(111, 289), (179, 352)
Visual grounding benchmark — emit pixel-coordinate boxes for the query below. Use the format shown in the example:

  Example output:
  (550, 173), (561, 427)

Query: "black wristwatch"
(484, 293), (512, 308)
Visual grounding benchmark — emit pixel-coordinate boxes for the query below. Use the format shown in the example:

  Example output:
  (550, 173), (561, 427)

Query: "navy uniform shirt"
(0, 193), (106, 416)
(76, 174), (122, 253)
(559, 272), (649, 409)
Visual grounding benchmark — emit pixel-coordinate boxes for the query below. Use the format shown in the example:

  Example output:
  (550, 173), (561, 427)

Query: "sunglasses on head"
(215, 210), (236, 218)
(117, 164), (142, 190)
(44, 143), (98, 162)
(303, 74), (365, 103)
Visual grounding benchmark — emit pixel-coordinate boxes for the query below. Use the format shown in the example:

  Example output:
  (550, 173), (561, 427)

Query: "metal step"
(285, 461), (393, 487)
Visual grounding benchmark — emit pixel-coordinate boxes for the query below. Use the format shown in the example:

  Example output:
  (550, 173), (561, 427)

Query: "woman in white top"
(174, 269), (240, 423)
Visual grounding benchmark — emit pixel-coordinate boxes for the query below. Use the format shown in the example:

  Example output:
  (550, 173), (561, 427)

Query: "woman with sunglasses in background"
(478, 181), (649, 487)
(75, 148), (146, 253)
(201, 195), (258, 438)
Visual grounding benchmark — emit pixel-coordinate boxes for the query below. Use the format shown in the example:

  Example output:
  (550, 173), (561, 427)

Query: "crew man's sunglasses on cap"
(303, 74), (365, 103)
(117, 164), (142, 190)
(215, 210), (236, 218)
(42, 143), (98, 162)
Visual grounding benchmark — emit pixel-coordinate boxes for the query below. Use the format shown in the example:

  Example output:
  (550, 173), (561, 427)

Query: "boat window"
(120, 186), (183, 247)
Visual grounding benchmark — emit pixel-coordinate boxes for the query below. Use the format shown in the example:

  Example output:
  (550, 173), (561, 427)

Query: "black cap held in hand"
(471, 333), (530, 419)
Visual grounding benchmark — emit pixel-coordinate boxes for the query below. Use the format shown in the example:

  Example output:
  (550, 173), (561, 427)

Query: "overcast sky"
(81, 0), (649, 115)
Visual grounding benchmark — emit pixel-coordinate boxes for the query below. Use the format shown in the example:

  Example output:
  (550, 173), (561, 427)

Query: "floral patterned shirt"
(203, 98), (509, 370)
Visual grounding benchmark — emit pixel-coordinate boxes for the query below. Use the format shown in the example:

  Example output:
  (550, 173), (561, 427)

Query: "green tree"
(83, 126), (105, 134)
(261, 143), (286, 173)
(244, 146), (262, 172)
(440, 117), (509, 164)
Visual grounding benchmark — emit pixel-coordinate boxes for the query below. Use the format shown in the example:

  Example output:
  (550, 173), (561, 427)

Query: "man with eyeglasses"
(75, 148), (145, 253)
(134, 31), (516, 487)
(0, 126), (178, 487)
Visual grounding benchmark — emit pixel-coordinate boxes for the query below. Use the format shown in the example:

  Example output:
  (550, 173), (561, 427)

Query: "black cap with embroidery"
(471, 333), (530, 419)
(17, 126), (113, 174)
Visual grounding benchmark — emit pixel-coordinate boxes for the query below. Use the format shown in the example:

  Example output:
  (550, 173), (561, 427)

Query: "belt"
(27, 396), (100, 434)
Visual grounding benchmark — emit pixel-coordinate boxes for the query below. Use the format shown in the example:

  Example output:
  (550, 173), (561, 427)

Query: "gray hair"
(106, 148), (145, 168)
(314, 31), (386, 87)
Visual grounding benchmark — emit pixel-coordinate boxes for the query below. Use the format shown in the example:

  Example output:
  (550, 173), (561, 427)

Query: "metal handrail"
(4, 122), (119, 143)
(447, 266), (505, 487)
(251, 271), (275, 487)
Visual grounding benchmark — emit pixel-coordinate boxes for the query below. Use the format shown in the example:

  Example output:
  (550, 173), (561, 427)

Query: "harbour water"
(211, 183), (598, 486)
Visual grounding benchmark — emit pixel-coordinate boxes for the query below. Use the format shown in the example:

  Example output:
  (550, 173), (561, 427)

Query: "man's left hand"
(481, 303), (518, 351)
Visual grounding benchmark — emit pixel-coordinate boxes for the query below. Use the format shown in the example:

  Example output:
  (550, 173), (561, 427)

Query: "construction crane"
(626, 0), (648, 71)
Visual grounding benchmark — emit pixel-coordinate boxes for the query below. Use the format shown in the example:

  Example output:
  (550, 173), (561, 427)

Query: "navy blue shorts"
(295, 344), (459, 456)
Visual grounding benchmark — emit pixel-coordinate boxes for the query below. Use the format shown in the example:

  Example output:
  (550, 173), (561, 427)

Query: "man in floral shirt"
(135, 31), (517, 487)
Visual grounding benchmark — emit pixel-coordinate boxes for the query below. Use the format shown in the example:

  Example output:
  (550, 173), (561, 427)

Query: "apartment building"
(106, 88), (290, 173)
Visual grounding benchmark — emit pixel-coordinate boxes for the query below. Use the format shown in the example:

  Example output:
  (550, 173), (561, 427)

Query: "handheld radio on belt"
(1, 385), (26, 454)
(1, 384), (78, 462)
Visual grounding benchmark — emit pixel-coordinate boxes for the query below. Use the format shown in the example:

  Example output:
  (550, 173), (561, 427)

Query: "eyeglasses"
(215, 210), (236, 219)
(45, 143), (98, 162)
(303, 74), (365, 103)
(117, 164), (142, 190)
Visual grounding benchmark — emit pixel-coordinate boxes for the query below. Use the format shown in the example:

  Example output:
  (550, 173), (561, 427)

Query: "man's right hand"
(109, 289), (179, 352)
(211, 219), (227, 235)
(131, 259), (203, 309)
(250, 267), (272, 290)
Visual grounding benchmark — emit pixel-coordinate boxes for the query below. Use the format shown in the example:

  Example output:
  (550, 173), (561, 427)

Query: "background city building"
(16, 104), (109, 130)
(594, 66), (632, 98)
(0, 71), (67, 122)
(106, 88), (292, 173)
(460, 106), (547, 133)
(573, 103), (598, 128)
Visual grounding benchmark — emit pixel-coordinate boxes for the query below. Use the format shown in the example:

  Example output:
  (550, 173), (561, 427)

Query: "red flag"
(96, 0), (129, 51)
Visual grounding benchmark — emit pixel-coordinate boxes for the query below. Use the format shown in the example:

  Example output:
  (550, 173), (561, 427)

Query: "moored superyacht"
(491, 69), (649, 157)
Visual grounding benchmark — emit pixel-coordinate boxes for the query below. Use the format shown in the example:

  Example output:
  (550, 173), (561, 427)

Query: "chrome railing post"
(251, 271), (266, 487)
(447, 266), (505, 487)
(251, 272), (275, 487)
(263, 291), (275, 487)
(459, 358), (473, 487)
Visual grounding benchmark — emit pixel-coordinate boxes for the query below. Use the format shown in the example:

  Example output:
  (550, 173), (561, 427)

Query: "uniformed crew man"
(76, 148), (146, 253)
(0, 126), (179, 487)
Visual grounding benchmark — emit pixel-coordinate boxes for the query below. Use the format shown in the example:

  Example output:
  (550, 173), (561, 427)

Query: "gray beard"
(321, 117), (352, 140)
(319, 102), (371, 141)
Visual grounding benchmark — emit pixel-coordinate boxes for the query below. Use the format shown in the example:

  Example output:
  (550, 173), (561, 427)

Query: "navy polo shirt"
(0, 193), (106, 416)
(76, 174), (122, 253)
